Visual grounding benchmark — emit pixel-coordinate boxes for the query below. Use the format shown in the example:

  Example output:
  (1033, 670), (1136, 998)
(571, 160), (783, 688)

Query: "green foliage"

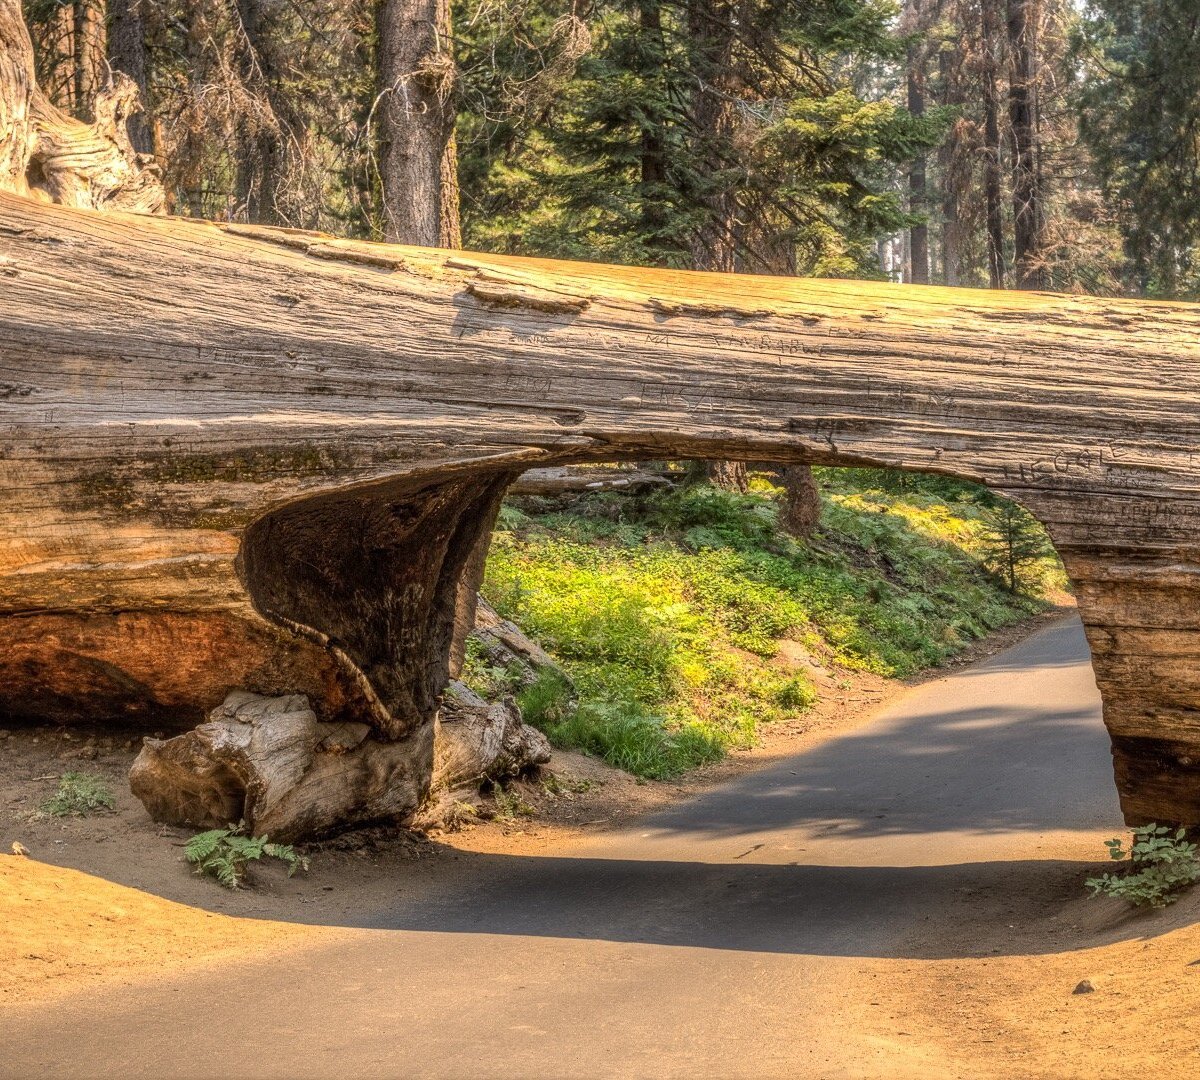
(977, 501), (1055, 594)
(460, 637), (528, 700)
(1077, 0), (1200, 297)
(491, 784), (536, 820)
(485, 475), (1062, 778)
(185, 826), (309, 889)
(1086, 824), (1200, 908)
(40, 773), (116, 817)
(516, 669), (576, 728)
(540, 772), (595, 797)
(455, 0), (945, 274)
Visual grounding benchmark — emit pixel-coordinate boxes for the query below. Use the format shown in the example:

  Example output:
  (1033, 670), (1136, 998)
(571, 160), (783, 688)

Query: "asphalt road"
(4, 617), (1122, 1079)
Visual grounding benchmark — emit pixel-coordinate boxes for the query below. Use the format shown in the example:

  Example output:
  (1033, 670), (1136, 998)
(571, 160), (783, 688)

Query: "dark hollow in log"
(4, 193), (1200, 832)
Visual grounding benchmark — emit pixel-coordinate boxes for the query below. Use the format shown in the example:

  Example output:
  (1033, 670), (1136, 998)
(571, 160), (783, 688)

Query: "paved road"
(4, 617), (1121, 1079)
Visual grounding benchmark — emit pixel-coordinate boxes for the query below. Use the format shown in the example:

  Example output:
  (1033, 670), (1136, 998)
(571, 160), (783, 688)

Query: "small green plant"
(40, 772), (115, 817)
(1086, 824), (1200, 907)
(540, 772), (595, 797)
(185, 825), (309, 889)
(491, 784), (535, 821)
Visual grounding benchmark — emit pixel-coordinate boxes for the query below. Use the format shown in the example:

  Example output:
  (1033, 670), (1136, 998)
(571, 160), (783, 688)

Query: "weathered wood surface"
(131, 684), (549, 841)
(4, 192), (1200, 828)
(130, 691), (431, 842)
(0, 0), (163, 213)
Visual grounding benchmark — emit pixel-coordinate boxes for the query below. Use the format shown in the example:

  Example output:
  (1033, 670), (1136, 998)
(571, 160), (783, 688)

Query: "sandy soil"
(6, 602), (1198, 1075)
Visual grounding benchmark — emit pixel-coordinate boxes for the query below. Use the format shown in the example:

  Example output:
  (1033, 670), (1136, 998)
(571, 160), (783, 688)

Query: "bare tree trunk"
(107, 0), (152, 155)
(233, 0), (287, 223)
(689, 0), (742, 488)
(779, 465), (821, 538)
(982, 0), (1006, 289)
(705, 459), (748, 492)
(638, 0), (668, 259)
(71, 0), (105, 121)
(376, 0), (460, 247)
(1007, 0), (1045, 289)
(938, 45), (961, 287)
(905, 0), (929, 285)
(686, 0), (737, 274)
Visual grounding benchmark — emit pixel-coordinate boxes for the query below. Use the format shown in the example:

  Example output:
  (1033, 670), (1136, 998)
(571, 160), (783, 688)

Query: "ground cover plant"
(40, 773), (116, 817)
(467, 469), (1066, 779)
(185, 826), (309, 889)
(1086, 824), (1200, 907)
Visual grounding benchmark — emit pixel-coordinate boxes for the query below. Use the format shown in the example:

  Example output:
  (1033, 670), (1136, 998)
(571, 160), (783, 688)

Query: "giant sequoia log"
(3, 4), (1200, 832)
(4, 199), (1200, 831)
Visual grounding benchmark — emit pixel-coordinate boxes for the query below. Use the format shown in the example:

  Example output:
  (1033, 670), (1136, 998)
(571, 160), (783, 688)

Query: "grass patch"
(40, 772), (116, 817)
(482, 471), (1064, 779)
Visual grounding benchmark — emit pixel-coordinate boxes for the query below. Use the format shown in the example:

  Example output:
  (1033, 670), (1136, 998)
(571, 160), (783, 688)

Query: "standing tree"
(903, 0), (930, 284)
(377, 0), (461, 246)
(1078, 0), (1200, 298)
(1006, 0), (1046, 288)
(979, 501), (1051, 593)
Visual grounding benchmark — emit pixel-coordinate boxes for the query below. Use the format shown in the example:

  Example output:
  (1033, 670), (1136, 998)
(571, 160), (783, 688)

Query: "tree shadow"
(344, 847), (1196, 960)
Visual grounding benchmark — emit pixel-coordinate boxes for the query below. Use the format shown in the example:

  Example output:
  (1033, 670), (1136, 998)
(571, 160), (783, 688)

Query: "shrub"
(185, 825), (309, 889)
(1086, 824), (1200, 907)
(40, 772), (116, 817)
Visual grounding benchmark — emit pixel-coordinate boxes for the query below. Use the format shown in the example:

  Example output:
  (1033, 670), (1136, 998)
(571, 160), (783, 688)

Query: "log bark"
(432, 682), (551, 792)
(5, 195), (1200, 828)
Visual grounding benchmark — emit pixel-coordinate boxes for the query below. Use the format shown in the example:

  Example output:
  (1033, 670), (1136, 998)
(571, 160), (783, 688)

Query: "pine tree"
(1078, 0), (1200, 298)
(979, 501), (1050, 593)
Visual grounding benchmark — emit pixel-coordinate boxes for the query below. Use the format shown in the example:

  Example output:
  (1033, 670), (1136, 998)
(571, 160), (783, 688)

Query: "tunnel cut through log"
(3, 186), (1200, 832)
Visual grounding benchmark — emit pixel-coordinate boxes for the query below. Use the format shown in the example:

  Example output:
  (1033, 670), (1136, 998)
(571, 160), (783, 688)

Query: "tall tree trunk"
(688, 0), (742, 489)
(982, 0), (1006, 289)
(71, 0), (105, 120)
(107, 0), (152, 154)
(938, 44), (961, 287)
(1006, 0), (1045, 289)
(905, 0), (929, 285)
(778, 465), (820, 539)
(686, 0), (737, 274)
(376, 0), (460, 247)
(638, 0), (668, 259)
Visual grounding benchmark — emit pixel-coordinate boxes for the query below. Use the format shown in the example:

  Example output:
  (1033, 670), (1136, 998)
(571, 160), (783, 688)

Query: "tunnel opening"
(452, 457), (1083, 789)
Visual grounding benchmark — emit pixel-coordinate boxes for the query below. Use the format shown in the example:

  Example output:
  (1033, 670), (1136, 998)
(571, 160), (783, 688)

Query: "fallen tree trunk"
(507, 466), (674, 497)
(4, 33), (1200, 832)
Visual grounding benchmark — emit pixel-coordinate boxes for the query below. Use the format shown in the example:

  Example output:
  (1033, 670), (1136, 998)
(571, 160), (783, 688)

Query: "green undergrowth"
(469, 470), (1065, 780)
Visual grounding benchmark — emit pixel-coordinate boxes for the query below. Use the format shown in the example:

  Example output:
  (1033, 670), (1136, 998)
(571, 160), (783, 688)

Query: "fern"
(185, 824), (309, 888)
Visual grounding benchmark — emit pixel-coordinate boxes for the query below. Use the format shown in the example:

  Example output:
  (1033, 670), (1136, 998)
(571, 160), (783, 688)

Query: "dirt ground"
(5, 602), (1199, 1075)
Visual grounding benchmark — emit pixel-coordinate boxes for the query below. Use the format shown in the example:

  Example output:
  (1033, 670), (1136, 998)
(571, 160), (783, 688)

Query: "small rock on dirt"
(1073, 979), (1095, 995)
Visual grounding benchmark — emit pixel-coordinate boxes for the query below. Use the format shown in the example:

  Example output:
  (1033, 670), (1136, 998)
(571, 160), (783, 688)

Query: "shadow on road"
(344, 847), (1194, 960)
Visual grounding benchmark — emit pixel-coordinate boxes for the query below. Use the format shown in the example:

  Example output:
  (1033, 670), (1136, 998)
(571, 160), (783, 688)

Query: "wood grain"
(3, 193), (1200, 827)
